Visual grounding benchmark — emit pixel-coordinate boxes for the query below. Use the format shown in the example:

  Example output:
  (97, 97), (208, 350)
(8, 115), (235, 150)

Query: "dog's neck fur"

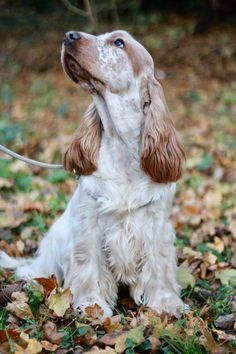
(92, 81), (142, 151)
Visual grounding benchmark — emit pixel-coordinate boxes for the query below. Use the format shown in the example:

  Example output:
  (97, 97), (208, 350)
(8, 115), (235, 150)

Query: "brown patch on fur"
(63, 102), (102, 175)
(108, 32), (151, 77)
(140, 79), (185, 183)
(62, 33), (105, 93)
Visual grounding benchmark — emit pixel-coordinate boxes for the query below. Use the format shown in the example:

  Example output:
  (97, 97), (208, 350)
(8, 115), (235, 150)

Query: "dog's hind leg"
(0, 205), (73, 284)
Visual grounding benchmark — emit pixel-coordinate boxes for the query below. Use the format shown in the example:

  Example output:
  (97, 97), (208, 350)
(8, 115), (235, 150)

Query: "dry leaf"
(207, 237), (224, 253)
(0, 208), (28, 228)
(15, 332), (42, 354)
(43, 321), (65, 344)
(0, 329), (20, 343)
(216, 269), (236, 286)
(0, 281), (26, 307)
(115, 326), (145, 353)
(103, 315), (123, 333)
(85, 303), (104, 319)
(214, 314), (236, 329)
(100, 329), (128, 346)
(41, 340), (58, 351)
(199, 319), (220, 354)
(48, 288), (72, 317)
(6, 291), (33, 319)
(176, 266), (195, 289)
(88, 347), (116, 354)
(35, 275), (57, 296)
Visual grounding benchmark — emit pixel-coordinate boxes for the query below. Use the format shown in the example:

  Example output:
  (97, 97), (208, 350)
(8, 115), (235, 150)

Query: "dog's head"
(62, 30), (185, 183)
(61, 30), (153, 94)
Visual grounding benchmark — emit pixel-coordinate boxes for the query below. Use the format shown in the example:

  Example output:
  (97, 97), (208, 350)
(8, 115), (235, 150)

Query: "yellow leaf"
(15, 333), (42, 354)
(48, 288), (72, 317)
(207, 236), (224, 253)
(176, 266), (195, 289)
(41, 340), (58, 351)
(115, 326), (144, 353)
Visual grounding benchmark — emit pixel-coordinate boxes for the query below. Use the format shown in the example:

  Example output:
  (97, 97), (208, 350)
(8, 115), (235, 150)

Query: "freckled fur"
(0, 30), (187, 318)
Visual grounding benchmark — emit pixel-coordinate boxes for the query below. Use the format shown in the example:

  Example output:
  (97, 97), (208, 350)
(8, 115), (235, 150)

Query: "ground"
(0, 12), (236, 354)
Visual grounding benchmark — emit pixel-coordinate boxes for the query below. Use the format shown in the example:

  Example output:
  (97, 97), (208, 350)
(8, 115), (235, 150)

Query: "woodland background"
(0, 1), (236, 353)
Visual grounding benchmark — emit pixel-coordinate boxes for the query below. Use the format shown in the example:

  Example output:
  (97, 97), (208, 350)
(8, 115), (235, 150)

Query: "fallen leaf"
(176, 266), (195, 289)
(216, 269), (236, 285)
(41, 340), (58, 351)
(0, 208), (27, 228)
(100, 329), (128, 346)
(199, 319), (221, 354)
(115, 326), (145, 353)
(213, 328), (236, 342)
(0, 178), (14, 189)
(88, 347), (116, 354)
(0, 329), (20, 343)
(6, 291), (33, 319)
(48, 288), (72, 317)
(0, 281), (26, 307)
(207, 236), (225, 253)
(229, 220), (236, 238)
(214, 314), (236, 329)
(35, 275), (57, 296)
(15, 332), (42, 354)
(103, 315), (123, 333)
(85, 303), (104, 319)
(43, 321), (65, 344)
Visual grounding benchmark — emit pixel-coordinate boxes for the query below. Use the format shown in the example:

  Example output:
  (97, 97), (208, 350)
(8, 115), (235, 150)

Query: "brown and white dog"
(0, 30), (187, 317)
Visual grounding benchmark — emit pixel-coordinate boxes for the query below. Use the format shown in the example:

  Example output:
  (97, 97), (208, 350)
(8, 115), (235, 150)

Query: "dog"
(0, 30), (186, 317)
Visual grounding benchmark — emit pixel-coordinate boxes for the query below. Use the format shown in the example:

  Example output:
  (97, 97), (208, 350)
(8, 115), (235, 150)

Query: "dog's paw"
(149, 292), (189, 318)
(73, 297), (113, 318)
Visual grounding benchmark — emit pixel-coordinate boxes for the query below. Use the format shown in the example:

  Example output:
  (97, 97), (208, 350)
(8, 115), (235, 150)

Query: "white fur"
(0, 30), (187, 318)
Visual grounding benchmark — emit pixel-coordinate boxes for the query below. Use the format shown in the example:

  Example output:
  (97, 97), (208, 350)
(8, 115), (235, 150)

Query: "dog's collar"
(85, 190), (157, 210)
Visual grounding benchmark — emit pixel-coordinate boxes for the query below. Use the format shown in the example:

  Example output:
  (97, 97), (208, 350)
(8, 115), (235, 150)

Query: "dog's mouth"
(62, 49), (105, 93)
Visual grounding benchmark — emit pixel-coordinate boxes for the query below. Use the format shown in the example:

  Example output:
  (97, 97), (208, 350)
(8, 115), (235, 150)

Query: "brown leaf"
(0, 329), (20, 343)
(85, 303), (104, 319)
(41, 340), (58, 351)
(0, 281), (26, 307)
(0, 240), (22, 257)
(199, 319), (221, 354)
(43, 320), (65, 345)
(0, 208), (28, 229)
(15, 332), (42, 354)
(214, 314), (236, 330)
(6, 291), (33, 319)
(0, 178), (14, 189)
(99, 329), (128, 346)
(34, 275), (57, 296)
(88, 346), (116, 354)
(75, 333), (97, 347)
(103, 315), (123, 333)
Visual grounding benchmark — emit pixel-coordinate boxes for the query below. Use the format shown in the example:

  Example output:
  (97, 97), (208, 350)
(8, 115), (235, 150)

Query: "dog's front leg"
(130, 221), (187, 317)
(63, 195), (117, 318)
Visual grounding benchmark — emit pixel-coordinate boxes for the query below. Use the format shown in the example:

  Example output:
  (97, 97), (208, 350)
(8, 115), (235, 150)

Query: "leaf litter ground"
(0, 13), (236, 354)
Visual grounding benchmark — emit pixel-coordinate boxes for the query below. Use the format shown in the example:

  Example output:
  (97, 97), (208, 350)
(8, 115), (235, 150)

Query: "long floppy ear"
(140, 78), (185, 183)
(63, 102), (102, 175)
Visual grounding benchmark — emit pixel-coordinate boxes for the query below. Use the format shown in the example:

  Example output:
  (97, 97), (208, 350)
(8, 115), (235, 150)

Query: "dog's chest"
(101, 210), (145, 285)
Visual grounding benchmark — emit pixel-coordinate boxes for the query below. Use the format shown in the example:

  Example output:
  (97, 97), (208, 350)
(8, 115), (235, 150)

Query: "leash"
(0, 144), (63, 170)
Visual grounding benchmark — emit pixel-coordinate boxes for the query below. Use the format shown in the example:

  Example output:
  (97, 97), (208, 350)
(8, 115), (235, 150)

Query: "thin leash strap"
(0, 144), (63, 169)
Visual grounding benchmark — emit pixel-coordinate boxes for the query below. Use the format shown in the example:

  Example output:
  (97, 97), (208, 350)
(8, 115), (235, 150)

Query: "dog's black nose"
(64, 31), (81, 45)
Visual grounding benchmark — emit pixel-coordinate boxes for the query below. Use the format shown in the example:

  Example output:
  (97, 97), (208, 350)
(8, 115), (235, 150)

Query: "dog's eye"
(114, 38), (125, 48)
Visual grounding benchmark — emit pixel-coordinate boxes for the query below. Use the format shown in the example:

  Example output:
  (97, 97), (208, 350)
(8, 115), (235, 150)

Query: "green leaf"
(177, 267), (195, 289)
(77, 325), (90, 336)
(216, 269), (236, 286)
(197, 154), (213, 171)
